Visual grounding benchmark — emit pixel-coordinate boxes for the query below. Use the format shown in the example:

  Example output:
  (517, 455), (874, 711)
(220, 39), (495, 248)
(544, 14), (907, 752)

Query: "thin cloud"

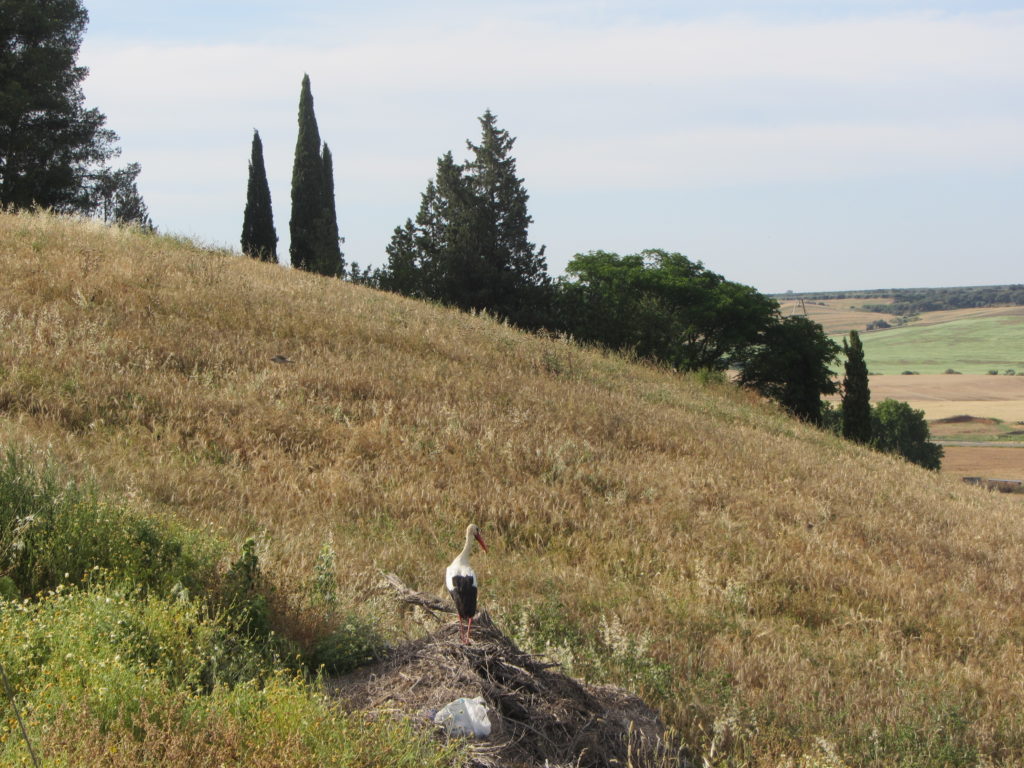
(77, 7), (1024, 286)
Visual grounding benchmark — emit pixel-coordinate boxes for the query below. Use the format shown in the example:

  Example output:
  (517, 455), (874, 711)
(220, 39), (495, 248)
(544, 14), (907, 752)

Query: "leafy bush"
(872, 399), (944, 470)
(0, 584), (461, 767)
(0, 449), (456, 766)
(307, 614), (384, 675)
(220, 536), (271, 640)
(0, 449), (218, 598)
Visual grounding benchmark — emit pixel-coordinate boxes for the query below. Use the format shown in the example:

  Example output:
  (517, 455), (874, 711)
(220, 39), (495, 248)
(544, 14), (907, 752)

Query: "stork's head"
(467, 523), (488, 553)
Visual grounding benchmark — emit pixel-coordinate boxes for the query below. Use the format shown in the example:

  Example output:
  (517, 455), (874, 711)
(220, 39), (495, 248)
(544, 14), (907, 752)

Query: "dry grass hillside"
(4, 211), (1024, 766)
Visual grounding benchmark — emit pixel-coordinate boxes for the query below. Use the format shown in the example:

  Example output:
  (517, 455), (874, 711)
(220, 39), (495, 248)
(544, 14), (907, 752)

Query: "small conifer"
(318, 143), (345, 277)
(241, 130), (278, 262)
(841, 330), (872, 443)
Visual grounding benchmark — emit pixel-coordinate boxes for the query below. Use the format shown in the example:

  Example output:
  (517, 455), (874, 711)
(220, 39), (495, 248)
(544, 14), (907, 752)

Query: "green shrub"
(221, 537), (271, 640)
(0, 583), (461, 767)
(0, 449), (219, 598)
(307, 614), (384, 675)
(872, 399), (944, 470)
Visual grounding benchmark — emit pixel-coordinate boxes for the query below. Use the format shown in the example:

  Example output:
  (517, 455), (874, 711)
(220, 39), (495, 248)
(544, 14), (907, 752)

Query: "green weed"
(0, 449), (218, 598)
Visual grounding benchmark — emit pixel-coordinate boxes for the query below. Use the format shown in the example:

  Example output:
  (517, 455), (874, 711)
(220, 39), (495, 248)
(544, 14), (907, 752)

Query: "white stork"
(445, 523), (488, 643)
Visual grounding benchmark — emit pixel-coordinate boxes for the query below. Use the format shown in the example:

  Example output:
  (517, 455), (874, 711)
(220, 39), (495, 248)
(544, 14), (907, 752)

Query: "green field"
(834, 315), (1024, 375)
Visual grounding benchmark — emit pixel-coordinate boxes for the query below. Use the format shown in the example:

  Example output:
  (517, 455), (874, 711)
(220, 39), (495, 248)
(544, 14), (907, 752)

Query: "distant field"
(941, 446), (1024, 486)
(842, 315), (1024, 375)
(779, 297), (898, 335)
(785, 301), (1024, 371)
(864, 377), (1024, 483)
(791, 298), (1024, 484)
(868, 374), (1024, 422)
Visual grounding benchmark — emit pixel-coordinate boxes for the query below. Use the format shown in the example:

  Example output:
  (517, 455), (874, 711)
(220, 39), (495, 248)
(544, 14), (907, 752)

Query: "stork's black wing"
(448, 575), (478, 620)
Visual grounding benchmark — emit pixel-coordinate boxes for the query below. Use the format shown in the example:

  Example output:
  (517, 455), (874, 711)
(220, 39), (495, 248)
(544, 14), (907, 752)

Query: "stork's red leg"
(466, 616), (474, 644)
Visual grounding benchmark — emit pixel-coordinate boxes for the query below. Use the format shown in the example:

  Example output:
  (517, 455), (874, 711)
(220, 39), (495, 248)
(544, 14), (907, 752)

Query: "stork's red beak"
(475, 533), (488, 553)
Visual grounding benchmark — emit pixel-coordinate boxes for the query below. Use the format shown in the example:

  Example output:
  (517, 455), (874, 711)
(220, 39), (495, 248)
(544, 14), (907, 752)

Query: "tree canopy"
(872, 399), (944, 470)
(93, 162), (151, 229)
(379, 111), (549, 328)
(0, 0), (145, 220)
(736, 315), (840, 424)
(556, 249), (779, 371)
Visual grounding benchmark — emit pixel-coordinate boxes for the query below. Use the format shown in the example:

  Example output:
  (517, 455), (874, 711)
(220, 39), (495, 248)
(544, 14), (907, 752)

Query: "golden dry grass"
(4, 211), (1024, 766)
(867, 375), (1024, 422)
(779, 298), (898, 335)
(941, 446), (1024, 483)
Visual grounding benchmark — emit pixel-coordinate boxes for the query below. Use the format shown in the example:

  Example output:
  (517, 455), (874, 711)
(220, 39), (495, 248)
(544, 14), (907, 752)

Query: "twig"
(381, 571), (456, 614)
(0, 660), (41, 768)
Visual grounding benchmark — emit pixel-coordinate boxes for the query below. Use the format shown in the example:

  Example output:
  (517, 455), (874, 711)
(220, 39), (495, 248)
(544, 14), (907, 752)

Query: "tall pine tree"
(381, 111), (549, 328)
(0, 0), (147, 216)
(289, 74), (325, 273)
(319, 143), (344, 276)
(241, 129), (278, 262)
(841, 329), (872, 443)
(462, 109), (549, 324)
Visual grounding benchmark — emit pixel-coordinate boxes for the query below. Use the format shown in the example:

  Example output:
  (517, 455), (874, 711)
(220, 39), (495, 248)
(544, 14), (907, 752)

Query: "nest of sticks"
(326, 574), (677, 768)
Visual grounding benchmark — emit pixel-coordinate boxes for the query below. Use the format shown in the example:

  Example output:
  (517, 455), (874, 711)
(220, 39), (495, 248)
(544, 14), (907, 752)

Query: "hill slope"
(3, 212), (1024, 767)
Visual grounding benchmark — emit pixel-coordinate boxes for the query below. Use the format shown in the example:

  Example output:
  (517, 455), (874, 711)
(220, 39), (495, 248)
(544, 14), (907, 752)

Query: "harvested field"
(908, 305), (1024, 328)
(942, 446), (1024, 486)
(779, 298), (897, 335)
(930, 416), (1004, 439)
(867, 374), (1024, 421)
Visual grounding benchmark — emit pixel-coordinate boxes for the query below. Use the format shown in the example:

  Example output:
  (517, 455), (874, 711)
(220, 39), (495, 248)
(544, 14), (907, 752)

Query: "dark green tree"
(841, 329), (872, 443)
(556, 250), (779, 371)
(460, 109), (549, 326)
(288, 75), (343, 277)
(319, 143), (344, 277)
(871, 399), (943, 470)
(0, 0), (145, 215)
(289, 74), (325, 273)
(241, 129), (277, 262)
(92, 162), (151, 229)
(382, 152), (474, 301)
(736, 315), (840, 424)
(380, 111), (549, 328)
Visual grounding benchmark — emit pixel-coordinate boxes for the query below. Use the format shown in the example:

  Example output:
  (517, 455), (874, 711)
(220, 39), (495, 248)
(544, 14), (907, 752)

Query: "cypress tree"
(241, 129), (278, 262)
(289, 74), (324, 272)
(318, 143), (344, 276)
(841, 329), (872, 443)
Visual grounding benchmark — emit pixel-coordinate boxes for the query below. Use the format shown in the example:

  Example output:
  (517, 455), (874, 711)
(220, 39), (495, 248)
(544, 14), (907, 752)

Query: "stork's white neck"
(456, 530), (476, 564)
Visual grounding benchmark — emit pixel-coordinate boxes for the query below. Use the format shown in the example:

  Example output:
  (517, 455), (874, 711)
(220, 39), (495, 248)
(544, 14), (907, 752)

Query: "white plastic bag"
(434, 696), (491, 738)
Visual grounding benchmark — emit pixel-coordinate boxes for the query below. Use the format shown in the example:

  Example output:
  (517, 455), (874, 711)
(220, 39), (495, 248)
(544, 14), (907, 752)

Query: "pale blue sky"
(78, 1), (1023, 292)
